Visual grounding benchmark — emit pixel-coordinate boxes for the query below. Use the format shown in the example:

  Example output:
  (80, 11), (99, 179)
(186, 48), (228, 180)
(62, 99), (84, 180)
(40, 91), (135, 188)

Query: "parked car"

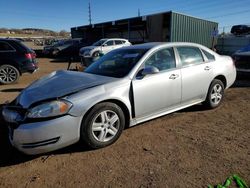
(2, 42), (236, 155)
(79, 38), (131, 58)
(43, 38), (89, 59)
(0, 38), (38, 84)
(43, 39), (65, 56)
(231, 25), (250, 35)
(233, 44), (250, 73)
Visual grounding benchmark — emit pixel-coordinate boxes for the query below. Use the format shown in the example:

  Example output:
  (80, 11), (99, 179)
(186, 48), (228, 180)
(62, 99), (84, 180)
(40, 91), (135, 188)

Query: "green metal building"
(71, 11), (218, 48)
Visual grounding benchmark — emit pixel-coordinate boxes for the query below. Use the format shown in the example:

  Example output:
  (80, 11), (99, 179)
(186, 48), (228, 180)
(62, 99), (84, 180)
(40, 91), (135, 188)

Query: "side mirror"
(102, 43), (107, 47)
(141, 66), (159, 76)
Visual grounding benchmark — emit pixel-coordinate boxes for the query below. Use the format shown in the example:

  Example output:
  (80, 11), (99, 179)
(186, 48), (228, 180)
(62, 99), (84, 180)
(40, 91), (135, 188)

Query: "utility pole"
(88, 1), (92, 25)
(138, 9), (140, 17)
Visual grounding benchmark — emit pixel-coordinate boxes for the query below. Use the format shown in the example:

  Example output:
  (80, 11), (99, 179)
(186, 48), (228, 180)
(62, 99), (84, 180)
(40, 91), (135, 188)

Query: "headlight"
(27, 100), (72, 119)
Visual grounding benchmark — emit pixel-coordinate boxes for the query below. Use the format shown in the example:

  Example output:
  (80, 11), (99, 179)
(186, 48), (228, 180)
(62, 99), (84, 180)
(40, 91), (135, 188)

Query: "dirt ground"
(0, 58), (249, 188)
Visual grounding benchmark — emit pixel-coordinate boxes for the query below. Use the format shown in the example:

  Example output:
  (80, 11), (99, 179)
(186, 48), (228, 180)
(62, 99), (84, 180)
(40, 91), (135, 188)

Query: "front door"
(102, 40), (115, 54)
(132, 47), (181, 119)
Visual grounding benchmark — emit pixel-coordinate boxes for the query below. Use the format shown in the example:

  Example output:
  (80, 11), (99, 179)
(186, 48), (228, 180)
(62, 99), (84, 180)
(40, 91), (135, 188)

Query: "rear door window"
(0, 42), (15, 51)
(115, 40), (123, 45)
(176, 47), (204, 67)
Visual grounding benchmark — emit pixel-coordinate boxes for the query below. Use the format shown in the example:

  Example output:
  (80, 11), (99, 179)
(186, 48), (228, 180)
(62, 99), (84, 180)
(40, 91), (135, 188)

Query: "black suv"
(43, 38), (89, 59)
(0, 38), (38, 84)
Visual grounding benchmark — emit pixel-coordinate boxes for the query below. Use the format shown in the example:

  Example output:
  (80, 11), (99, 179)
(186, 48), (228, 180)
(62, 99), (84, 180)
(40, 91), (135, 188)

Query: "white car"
(79, 38), (131, 58)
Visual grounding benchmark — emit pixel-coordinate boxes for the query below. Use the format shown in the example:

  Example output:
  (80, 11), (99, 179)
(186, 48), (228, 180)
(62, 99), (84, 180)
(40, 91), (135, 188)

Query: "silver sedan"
(2, 42), (236, 155)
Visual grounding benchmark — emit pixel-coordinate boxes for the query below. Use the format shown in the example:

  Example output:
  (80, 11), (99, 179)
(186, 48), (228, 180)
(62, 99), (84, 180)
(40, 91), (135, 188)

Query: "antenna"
(88, 1), (92, 25)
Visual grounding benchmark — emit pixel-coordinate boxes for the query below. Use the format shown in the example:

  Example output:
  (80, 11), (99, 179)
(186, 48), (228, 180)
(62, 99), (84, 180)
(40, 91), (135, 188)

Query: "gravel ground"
(0, 58), (249, 188)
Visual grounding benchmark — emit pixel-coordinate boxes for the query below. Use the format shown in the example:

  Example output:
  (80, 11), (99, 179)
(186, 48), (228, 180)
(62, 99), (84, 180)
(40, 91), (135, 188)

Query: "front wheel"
(92, 51), (100, 57)
(204, 79), (225, 109)
(80, 102), (125, 149)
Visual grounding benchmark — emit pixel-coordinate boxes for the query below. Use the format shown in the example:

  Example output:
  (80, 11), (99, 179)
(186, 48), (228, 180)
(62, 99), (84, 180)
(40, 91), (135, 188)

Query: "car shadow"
(50, 57), (80, 63)
(0, 88), (24, 93)
(178, 103), (207, 113)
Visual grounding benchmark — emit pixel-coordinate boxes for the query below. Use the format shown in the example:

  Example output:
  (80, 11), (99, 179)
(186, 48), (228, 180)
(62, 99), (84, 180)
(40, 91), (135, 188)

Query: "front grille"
(235, 56), (250, 70)
(236, 61), (250, 69)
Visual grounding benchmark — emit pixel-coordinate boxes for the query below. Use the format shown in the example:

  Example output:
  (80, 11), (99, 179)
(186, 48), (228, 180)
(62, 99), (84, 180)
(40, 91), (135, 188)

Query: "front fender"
(66, 81), (132, 120)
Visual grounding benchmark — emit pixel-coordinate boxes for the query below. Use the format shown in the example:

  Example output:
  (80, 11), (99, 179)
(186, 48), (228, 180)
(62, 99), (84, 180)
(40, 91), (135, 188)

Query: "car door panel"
(181, 63), (213, 103)
(132, 70), (181, 118)
(102, 40), (114, 54)
(175, 46), (214, 104)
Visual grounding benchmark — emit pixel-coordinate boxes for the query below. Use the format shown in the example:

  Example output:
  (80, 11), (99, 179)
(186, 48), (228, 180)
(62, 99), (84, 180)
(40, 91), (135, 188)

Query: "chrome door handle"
(169, 74), (179, 80)
(204, 66), (211, 71)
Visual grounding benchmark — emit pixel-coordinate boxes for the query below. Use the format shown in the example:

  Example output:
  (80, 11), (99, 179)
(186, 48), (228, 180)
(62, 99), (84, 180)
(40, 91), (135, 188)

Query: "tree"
(59, 30), (69, 37)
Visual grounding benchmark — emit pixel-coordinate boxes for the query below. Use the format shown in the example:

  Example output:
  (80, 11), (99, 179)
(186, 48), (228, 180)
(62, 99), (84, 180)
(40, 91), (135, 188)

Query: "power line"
(179, 0), (249, 13)
(206, 9), (250, 19)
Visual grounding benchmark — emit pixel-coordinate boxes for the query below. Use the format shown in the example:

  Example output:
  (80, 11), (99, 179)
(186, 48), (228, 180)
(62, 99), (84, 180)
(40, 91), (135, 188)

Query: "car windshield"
(92, 39), (107, 46)
(85, 48), (148, 78)
(53, 40), (65, 47)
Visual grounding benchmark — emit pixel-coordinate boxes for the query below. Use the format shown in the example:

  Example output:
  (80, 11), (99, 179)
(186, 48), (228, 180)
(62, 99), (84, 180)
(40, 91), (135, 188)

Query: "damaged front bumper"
(2, 106), (82, 155)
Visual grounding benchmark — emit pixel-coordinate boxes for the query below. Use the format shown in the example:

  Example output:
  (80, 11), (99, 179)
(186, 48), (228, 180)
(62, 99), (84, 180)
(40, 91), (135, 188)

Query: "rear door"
(176, 46), (214, 104)
(132, 47), (181, 119)
(0, 41), (16, 63)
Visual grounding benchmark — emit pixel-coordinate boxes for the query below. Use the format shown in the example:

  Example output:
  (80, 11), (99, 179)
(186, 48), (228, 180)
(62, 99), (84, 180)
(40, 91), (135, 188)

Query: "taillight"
(25, 53), (36, 59)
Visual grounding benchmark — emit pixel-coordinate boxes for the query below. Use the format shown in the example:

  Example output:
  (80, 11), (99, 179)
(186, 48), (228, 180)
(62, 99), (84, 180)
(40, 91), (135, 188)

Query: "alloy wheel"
(0, 65), (18, 84)
(91, 110), (120, 142)
(210, 83), (223, 105)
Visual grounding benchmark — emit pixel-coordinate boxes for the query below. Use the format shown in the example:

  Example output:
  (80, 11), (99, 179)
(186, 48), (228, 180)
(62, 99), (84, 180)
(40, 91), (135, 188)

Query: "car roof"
(119, 42), (218, 56)
(100, 38), (128, 41)
(0, 38), (20, 42)
(122, 42), (212, 50)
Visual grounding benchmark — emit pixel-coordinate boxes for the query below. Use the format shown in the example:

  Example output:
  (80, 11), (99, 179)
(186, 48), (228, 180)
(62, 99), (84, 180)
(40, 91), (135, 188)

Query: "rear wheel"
(80, 102), (125, 149)
(0, 64), (20, 84)
(204, 79), (225, 109)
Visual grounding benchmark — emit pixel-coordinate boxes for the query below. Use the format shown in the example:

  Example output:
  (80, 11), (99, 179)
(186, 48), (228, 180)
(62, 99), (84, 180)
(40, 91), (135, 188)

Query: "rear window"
(0, 41), (15, 51)
(202, 49), (215, 61)
(15, 41), (33, 52)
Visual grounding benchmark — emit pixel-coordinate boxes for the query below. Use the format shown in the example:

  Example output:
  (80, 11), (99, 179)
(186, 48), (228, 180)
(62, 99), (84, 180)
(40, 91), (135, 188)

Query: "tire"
(204, 79), (225, 109)
(0, 64), (20, 85)
(92, 51), (100, 57)
(52, 49), (59, 56)
(80, 102), (125, 149)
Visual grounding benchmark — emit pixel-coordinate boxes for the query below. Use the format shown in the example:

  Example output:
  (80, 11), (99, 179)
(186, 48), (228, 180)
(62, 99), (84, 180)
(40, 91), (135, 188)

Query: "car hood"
(16, 70), (116, 108)
(81, 46), (98, 52)
(234, 44), (250, 57)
